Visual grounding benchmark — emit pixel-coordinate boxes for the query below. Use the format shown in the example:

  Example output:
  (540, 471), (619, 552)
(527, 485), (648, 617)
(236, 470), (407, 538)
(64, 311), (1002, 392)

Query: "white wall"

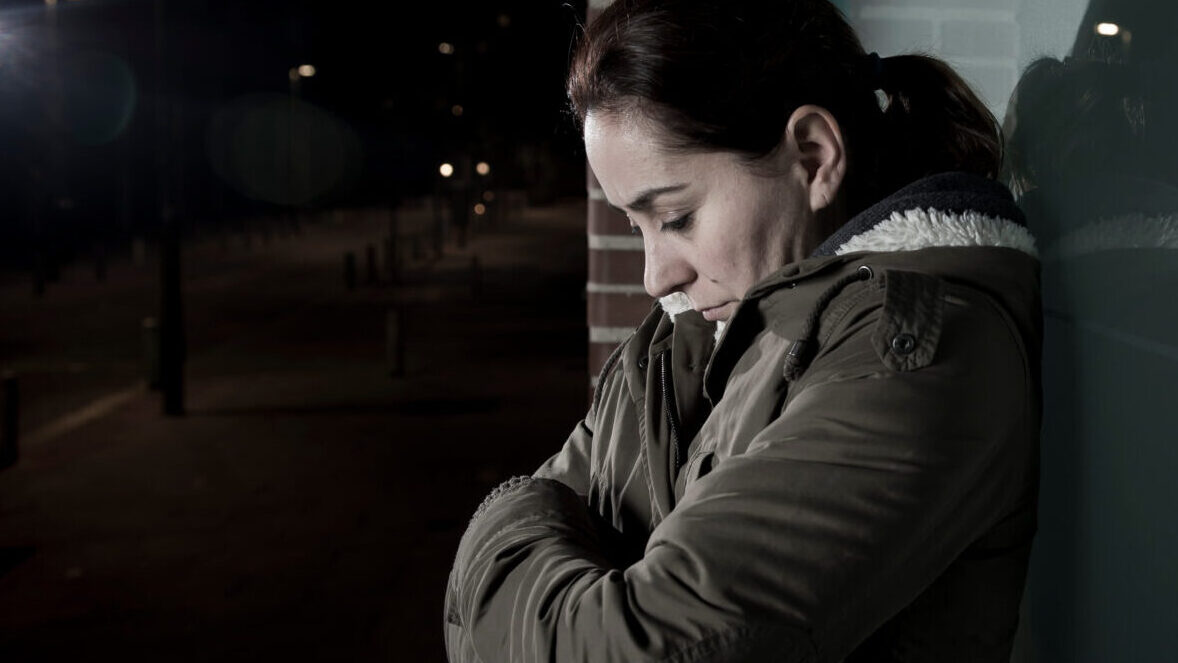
(846, 0), (1088, 122)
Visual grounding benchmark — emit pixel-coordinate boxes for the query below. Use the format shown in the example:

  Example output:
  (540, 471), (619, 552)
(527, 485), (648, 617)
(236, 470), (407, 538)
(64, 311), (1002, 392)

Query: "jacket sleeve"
(446, 293), (1035, 662)
(444, 339), (635, 662)
(529, 338), (630, 496)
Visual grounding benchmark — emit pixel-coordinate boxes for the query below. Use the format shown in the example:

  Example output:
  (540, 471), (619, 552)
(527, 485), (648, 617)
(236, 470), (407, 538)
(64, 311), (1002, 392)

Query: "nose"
(643, 236), (693, 299)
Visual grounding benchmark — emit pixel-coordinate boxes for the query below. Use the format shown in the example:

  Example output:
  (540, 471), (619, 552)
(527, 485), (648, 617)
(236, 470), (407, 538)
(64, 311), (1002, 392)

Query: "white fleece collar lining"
(834, 208), (1038, 257)
(658, 207), (1037, 328)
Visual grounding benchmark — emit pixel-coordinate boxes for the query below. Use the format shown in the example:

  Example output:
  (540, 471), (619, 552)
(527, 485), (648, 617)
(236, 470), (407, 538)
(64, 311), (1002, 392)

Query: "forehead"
(584, 111), (714, 203)
(584, 111), (667, 173)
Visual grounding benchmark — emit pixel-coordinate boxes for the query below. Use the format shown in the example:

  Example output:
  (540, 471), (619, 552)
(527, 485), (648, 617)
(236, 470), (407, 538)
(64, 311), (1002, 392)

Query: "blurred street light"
(1095, 22), (1119, 36)
(475, 161), (490, 176)
(439, 163), (454, 178)
(290, 64), (315, 81)
(451, 104), (464, 117)
(438, 42), (454, 55)
(474, 203), (486, 216)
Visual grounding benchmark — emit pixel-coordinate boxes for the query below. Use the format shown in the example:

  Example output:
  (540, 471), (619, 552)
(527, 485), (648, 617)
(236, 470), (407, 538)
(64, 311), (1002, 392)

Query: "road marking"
(24, 382), (145, 447)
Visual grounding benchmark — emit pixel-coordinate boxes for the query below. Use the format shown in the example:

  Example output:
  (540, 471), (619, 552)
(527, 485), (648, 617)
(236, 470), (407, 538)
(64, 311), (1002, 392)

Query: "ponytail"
(865, 55), (1002, 197)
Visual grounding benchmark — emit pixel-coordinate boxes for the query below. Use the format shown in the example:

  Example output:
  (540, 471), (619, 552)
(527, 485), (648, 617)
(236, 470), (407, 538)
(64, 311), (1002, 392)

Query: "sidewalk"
(0, 199), (592, 661)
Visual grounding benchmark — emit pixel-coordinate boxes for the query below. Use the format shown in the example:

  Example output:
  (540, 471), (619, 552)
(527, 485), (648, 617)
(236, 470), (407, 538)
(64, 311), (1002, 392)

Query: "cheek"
(730, 211), (787, 275)
(695, 232), (763, 284)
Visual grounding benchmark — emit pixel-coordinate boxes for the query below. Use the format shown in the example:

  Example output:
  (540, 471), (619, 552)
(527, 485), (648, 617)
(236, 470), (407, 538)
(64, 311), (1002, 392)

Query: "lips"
(698, 301), (736, 322)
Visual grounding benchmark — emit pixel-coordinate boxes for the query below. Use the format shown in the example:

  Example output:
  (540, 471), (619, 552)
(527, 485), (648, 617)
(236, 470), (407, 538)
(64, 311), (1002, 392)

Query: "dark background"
(0, 1), (592, 660)
(0, 0), (588, 267)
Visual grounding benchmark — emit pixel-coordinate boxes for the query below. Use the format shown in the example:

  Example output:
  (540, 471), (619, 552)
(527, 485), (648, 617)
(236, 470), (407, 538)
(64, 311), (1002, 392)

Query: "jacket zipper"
(659, 350), (684, 471)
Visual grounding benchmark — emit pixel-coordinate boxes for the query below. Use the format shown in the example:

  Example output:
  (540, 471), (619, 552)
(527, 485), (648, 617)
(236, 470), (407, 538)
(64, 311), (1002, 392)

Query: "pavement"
(0, 199), (592, 661)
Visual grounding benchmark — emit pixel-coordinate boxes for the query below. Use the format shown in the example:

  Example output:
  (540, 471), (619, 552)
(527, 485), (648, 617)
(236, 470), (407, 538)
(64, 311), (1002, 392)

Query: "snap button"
(891, 333), (917, 355)
(637, 356), (649, 370)
(857, 265), (874, 280)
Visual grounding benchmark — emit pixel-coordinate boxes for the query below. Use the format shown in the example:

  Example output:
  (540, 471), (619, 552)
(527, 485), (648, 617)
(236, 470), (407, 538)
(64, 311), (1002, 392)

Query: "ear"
(784, 105), (846, 213)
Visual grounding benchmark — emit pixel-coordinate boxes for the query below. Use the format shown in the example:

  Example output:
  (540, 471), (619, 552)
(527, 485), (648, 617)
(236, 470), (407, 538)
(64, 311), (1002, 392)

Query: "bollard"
(365, 244), (379, 286)
(470, 255), (482, 298)
(386, 308), (405, 378)
(1, 371), (18, 470)
(343, 251), (358, 291)
(142, 317), (161, 390)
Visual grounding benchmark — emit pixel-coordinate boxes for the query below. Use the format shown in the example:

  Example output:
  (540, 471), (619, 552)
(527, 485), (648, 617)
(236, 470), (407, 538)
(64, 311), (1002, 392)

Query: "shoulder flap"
(872, 269), (946, 371)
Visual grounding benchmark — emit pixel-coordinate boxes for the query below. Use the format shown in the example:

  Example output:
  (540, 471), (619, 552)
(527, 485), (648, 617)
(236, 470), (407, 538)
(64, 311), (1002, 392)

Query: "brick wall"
(584, 0), (652, 383)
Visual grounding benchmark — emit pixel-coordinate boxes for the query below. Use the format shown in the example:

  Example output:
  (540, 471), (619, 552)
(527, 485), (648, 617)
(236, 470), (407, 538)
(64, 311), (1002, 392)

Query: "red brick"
(589, 249), (644, 285)
(588, 199), (631, 235)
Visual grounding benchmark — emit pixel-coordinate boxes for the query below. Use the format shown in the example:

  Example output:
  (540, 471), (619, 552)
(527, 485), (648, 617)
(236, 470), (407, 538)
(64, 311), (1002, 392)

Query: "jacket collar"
(660, 172), (1037, 318)
(813, 171), (1033, 256)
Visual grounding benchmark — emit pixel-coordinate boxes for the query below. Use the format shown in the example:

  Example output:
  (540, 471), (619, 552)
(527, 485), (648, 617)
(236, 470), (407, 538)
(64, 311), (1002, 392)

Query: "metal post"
(154, 0), (184, 416)
(386, 308), (405, 378)
(159, 232), (185, 416)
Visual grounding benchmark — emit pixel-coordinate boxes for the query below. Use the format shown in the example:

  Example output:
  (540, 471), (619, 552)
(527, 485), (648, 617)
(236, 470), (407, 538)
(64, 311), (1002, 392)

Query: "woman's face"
(584, 111), (822, 322)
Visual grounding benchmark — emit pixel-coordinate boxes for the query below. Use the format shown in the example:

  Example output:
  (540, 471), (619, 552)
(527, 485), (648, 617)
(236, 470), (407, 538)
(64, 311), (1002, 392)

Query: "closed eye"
(660, 213), (693, 233)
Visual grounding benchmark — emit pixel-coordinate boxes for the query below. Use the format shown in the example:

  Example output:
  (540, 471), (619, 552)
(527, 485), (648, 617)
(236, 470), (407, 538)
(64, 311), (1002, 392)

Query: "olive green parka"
(445, 173), (1042, 662)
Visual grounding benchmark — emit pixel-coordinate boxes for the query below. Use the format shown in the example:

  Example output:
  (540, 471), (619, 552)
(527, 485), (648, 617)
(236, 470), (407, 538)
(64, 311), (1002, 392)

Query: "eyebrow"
(608, 184), (689, 214)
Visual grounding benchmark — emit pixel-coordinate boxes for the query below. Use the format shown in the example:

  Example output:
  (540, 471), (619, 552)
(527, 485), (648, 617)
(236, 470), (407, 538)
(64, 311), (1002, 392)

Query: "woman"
(445, 1), (1041, 661)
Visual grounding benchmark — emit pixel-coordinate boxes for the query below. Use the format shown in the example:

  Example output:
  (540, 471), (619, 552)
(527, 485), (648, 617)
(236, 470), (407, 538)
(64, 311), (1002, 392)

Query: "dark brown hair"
(567, 0), (1001, 216)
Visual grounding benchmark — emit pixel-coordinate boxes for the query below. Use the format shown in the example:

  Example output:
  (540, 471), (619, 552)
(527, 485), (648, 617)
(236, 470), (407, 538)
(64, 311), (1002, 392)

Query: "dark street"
(0, 201), (590, 660)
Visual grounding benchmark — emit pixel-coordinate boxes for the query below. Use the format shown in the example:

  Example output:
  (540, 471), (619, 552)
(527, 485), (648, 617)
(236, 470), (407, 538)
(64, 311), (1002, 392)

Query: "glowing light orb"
(1096, 22), (1120, 36)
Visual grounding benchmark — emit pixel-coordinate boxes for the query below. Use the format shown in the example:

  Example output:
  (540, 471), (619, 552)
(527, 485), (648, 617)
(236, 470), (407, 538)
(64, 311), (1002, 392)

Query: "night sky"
(0, 0), (589, 267)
